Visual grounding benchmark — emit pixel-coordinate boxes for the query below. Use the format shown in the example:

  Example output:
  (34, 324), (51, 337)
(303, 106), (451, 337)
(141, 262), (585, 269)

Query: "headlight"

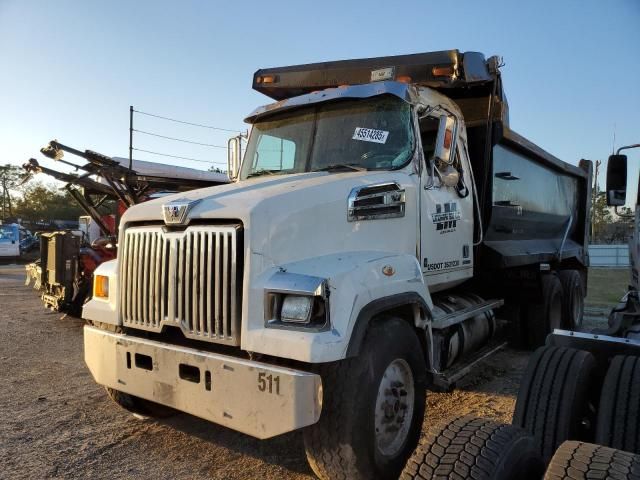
(264, 272), (329, 330)
(94, 275), (109, 299)
(281, 295), (313, 323)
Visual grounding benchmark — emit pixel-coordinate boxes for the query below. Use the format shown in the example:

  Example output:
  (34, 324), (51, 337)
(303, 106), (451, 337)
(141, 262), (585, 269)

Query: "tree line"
(0, 164), (84, 223)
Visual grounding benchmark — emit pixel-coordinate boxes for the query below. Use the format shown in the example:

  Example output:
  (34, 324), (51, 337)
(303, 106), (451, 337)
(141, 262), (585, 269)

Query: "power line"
(133, 129), (228, 148)
(132, 148), (226, 165)
(133, 109), (243, 133)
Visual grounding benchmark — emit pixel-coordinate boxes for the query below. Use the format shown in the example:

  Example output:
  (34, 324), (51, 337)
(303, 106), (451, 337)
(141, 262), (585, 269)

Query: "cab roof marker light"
(257, 75), (278, 84)
(432, 66), (455, 77)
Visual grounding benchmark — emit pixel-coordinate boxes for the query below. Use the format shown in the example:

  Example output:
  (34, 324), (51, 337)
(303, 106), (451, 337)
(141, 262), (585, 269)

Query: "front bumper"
(84, 326), (322, 439)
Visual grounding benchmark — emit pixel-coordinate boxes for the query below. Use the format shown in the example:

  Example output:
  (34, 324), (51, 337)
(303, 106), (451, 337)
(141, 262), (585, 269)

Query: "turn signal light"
(396, 75), (412, 84)
(94, 275), (109, 299)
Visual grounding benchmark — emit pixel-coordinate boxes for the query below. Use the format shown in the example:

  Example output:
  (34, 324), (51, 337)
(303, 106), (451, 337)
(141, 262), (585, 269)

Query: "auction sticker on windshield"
(352, 127), (389, 144)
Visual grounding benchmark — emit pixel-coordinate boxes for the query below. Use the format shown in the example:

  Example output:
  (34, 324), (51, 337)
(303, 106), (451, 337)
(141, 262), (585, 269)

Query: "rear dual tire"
(558, 270), (584, 331)
(525, 274), (564, 348)
(522, 270), (584, 349)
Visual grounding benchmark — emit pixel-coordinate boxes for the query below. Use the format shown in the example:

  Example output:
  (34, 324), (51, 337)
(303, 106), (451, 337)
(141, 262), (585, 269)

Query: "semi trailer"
(511, 144), (640, 470)
(82, 50), (592, 479)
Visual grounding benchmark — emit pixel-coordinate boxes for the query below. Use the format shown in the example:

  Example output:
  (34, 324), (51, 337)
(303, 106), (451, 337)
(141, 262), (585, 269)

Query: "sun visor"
(244, 81), (414, 124)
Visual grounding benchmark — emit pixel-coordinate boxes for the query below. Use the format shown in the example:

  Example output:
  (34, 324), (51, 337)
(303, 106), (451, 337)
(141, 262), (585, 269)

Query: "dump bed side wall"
(476, 128), (591, 270)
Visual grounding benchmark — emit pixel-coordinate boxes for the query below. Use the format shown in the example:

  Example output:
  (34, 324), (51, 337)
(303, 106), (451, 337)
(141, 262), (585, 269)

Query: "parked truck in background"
(0, 222), (35, 259)
(511, 144), (640, 469)
(82, 50), (592, 479)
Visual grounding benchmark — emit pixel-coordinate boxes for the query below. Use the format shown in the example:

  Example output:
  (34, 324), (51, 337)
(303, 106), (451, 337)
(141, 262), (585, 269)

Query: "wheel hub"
(374, 359), (415, 457)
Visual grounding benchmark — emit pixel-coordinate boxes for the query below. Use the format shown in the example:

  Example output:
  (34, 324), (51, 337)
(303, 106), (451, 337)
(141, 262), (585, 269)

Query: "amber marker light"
(94, 275), (109, 299)
(432, 66), (454, 77)
(444, 129), (453, 149)
(257, 75), (277, 84)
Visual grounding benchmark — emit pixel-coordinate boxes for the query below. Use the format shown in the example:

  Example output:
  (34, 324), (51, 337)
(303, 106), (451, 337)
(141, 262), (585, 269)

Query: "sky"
(1, 0), (639, 199)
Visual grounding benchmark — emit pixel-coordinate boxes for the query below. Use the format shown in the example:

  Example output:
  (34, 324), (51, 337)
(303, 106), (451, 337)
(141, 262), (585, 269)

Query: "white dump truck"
(83, 50), (592, 479)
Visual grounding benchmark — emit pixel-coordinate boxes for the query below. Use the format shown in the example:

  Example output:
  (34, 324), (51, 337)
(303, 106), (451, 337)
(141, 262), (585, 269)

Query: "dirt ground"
(0, 264), (607, 479)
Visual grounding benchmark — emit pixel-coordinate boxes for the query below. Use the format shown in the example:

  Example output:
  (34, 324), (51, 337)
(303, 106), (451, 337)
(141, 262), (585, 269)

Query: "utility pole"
(129, 105), (134, 171)
(591, 159), (601, 241)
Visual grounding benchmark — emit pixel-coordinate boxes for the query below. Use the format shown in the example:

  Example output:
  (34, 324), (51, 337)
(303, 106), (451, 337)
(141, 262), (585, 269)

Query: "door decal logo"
(431, 202), (460, 233)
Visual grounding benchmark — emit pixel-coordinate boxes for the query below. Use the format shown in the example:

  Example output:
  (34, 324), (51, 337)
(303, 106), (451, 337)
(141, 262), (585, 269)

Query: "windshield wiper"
(247, 169), (280, 178)
(314, 164), (366, 172)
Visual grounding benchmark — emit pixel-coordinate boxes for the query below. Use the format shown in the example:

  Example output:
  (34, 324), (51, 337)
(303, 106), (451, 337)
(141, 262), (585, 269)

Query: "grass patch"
(586, 267), (630, 308)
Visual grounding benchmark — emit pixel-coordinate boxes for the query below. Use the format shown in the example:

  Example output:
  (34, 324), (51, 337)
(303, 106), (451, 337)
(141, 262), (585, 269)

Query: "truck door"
(419, 113), (474, 291)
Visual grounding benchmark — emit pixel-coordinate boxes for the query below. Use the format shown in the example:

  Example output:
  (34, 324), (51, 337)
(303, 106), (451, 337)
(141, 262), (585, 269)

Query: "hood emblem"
(162, 200), (200, 226)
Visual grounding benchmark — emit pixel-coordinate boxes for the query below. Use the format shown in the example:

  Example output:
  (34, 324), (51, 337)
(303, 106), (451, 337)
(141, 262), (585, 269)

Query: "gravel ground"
(0, 264), (606, 479)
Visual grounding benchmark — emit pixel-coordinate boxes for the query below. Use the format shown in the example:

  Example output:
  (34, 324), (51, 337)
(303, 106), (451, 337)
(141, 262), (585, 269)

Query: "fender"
(243, 251), (433, 363)
(345, 292), (430, 357)
(82, 259), (119, 325)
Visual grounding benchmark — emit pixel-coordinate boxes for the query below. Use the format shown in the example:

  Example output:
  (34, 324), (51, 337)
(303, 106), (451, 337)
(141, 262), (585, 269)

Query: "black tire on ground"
(596, 355), (640, 453)
(544, 441), (640, 480)
(524, 273), (564, 348)
(106, 388), (177, 418)
(68, 276), (91, 317)
(400, 416), (544, 480)
(303, 317), (427, 480)
(558, 270), (585, 330)
(512, 345), (596, 463)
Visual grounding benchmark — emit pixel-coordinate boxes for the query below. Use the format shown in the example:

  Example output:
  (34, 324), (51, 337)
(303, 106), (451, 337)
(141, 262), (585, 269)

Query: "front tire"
(303, 317), (426, 480)
(106, 388), (177, 418)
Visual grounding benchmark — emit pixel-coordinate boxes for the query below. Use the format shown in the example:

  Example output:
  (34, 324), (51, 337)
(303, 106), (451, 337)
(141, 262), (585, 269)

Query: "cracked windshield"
(241, 95), (414, 179)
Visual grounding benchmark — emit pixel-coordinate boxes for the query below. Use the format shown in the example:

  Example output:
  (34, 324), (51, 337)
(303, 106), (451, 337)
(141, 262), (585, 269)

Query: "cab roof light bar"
(252, 50), (498, 100)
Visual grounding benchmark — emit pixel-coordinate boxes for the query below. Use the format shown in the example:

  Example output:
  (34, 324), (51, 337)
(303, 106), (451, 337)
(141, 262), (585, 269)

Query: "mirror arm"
(616, 144), (640, 155)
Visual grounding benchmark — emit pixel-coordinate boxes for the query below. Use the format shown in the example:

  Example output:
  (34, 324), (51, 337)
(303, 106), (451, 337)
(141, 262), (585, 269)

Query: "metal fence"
(589, 244), (630, 267)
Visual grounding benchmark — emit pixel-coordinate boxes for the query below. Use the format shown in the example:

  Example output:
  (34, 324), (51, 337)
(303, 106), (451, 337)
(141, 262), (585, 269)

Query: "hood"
(120, 170), (419, 270)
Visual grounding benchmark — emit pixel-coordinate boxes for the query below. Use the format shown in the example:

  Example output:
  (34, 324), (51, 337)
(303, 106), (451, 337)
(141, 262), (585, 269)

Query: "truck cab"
(0, 223), (27, 258)
(83, 50), (592, 480)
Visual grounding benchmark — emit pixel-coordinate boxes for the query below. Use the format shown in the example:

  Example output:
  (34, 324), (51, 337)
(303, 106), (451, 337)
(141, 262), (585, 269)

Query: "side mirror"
(433, 114), (457, 165)
(227, 135), (242, 181)
(606, 154), (628, 206)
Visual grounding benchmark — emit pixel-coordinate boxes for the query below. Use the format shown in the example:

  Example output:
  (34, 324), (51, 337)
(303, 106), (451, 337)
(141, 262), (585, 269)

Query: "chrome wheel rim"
(374, 358), (415, 457)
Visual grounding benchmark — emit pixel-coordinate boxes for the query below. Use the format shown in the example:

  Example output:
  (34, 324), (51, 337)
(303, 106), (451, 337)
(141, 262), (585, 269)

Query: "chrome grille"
(119, 225), (242, 346)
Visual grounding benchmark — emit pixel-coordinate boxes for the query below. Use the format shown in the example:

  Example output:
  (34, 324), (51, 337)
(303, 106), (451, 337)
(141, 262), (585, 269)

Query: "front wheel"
(106, 388), (177, 418)
(303, 317), (427, 480)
